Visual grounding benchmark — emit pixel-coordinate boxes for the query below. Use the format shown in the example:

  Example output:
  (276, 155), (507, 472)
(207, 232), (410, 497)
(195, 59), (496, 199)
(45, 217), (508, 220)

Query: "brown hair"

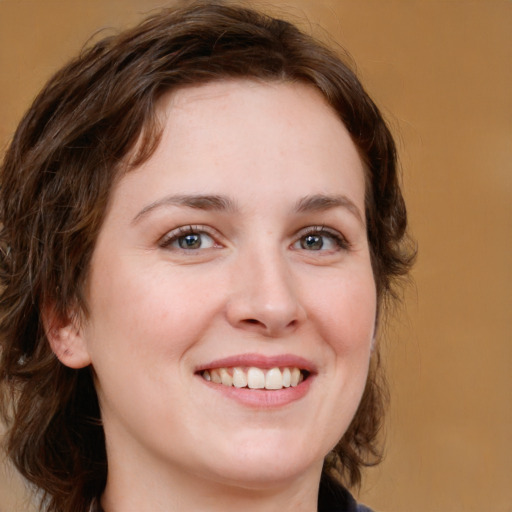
(0, 1), (414, 510)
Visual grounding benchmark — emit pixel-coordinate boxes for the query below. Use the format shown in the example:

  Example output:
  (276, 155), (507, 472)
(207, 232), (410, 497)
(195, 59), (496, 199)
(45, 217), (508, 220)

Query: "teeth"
(220, 368), (233, 386)
(247, 367), (265, 389)
(232, 367), (247, 388)
(265, 367), (283, 390)
(290, 367), (301, 387)
(282, 367), (291, 387)
(201, 366), (306, 390)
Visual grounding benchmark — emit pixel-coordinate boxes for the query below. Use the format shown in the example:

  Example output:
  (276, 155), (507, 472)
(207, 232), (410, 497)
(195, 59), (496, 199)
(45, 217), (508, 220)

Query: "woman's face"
(76, 80), (376, 489)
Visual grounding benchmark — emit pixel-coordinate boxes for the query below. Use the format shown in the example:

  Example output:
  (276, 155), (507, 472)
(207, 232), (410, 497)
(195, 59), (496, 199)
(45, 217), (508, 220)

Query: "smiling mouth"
(199, 367), (309, 390)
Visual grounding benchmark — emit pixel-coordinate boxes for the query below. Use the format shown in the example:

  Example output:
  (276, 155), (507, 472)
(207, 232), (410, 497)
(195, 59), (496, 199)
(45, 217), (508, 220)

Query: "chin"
(201, 439), (325, 489)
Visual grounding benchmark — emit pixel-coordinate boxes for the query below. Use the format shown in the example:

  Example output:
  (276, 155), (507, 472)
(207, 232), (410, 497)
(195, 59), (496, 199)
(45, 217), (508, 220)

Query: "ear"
(43, 306), (92, 369)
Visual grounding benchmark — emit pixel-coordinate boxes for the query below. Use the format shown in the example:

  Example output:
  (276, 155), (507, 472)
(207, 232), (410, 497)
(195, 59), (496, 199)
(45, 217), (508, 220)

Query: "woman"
(0, 2), (414, 511)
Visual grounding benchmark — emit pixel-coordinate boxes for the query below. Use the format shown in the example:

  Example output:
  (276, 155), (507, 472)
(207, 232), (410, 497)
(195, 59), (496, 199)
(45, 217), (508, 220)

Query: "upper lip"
(195, 353), (317, 373)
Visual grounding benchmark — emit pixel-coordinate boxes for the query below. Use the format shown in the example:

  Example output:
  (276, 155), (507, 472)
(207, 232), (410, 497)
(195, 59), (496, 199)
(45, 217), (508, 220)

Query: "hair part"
(0, 2), (415, 510)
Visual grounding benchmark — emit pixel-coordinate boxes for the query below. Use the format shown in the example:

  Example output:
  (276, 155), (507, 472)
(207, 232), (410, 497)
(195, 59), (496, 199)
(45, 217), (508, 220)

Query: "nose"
(225, 247), (307, 338)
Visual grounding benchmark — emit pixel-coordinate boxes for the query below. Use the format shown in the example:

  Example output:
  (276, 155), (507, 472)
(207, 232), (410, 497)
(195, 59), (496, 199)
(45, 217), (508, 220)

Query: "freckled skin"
(73, 80), (376, 510)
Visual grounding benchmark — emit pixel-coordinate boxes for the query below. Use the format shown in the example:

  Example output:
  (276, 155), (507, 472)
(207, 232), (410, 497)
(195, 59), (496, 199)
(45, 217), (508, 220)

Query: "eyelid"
(293, 225), (351, 250)
(159, 224), (223, 250)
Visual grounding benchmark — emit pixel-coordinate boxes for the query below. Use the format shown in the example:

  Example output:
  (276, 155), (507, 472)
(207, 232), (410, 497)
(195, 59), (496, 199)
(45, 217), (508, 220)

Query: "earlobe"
(43, 307), (92, 369)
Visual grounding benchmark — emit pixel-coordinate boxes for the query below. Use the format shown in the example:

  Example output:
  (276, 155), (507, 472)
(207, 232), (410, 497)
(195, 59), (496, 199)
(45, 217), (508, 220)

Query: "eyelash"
(158, 225), (350, 252)
(293, 226), (350, 252)
(159, 225), (219, 251)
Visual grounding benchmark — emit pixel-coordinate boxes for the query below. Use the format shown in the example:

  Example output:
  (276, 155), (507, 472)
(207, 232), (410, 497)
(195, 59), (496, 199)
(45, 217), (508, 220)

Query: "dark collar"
(318, 475), (374, 512)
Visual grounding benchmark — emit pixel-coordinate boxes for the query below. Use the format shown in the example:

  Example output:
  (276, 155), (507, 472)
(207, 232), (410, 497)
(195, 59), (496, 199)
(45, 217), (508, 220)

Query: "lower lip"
(199, 375), (314, 408)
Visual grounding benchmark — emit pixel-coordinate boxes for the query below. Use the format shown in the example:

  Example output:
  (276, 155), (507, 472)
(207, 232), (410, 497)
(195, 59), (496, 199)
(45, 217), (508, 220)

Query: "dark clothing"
(318, 476), (374, 512)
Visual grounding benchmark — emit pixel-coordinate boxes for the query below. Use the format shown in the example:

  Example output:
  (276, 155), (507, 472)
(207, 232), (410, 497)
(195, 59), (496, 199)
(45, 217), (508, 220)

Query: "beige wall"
(1, 1), (510, 511)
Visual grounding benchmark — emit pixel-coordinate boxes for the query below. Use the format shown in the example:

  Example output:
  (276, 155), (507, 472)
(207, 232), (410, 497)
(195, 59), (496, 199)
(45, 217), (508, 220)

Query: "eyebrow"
(294, 194), (364, 225)
(132, 192), (364, 225)
(132, 194), (238, 224)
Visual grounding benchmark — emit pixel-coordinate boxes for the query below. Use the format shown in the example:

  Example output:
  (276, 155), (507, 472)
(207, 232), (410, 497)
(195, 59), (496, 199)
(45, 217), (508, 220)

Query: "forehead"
(166, 80), (360, 177)
(162, 79), (340, 142)
(113, 79), (366, 217)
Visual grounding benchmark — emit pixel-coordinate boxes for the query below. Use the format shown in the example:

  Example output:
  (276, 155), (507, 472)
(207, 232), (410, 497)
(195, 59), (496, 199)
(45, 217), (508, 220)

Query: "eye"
(160, 226), (218, 250)
(292, 227), (349, 252)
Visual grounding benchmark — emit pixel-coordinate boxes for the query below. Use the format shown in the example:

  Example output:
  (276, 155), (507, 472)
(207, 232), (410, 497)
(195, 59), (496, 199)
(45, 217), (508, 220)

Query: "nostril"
(245, 319), (260, 325)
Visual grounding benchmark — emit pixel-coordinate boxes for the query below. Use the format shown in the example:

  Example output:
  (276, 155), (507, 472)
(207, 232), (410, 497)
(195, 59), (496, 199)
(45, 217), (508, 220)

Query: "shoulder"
(318, 474), (375, 512)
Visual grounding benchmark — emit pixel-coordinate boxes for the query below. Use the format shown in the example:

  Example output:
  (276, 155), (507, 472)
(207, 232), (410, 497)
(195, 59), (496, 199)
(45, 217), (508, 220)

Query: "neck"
(101, 455), (323, 512)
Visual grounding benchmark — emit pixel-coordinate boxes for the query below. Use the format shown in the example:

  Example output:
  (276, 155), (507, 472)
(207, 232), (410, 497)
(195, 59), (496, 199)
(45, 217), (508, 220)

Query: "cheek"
(84, 256), (220, 368)
(311, 269), (377, 352)
(305, 270), (376, 450)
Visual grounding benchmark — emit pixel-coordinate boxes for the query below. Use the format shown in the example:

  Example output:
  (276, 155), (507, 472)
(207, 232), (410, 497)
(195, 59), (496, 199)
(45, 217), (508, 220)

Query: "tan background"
(0, 1), (510, 511)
